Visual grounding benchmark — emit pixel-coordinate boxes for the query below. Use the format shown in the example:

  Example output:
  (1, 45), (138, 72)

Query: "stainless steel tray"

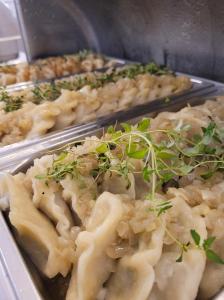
(0, 76), (217, 173)
(0, 69), (219, 166)
(0, 92), (224, 299)
(3, 55), (126, 91)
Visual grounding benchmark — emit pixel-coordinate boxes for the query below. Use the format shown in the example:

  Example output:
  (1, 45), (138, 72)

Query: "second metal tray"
(0, 71), (219, 172)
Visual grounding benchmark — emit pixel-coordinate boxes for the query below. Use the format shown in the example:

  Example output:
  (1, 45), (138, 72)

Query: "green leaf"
(157, 205), (173, 216)
(96, 143), (108, 153)
(203, 145), (216, 154)
(200, 171), (214, 180)
(183, 145), (201, 157)
(202, 122), (216, 135)
(161, 172), (175, 183)
(54, 151), (68, 163)
(127, 148), (148, 159)
(192, 134), (202, 143)
(137, 118), (150, 132)
(4, 101), (22, 112)
(142, 166), (154, 182)
(201, 122), (216, 145)
(157, 149), (176, 159)
(35, 174), (46, 180)
(126, 142), (137, 154)
(190, 229), (201, 246)
(107, 125), (115, 134)
(121, 122), (131, 132)
(157, 202), (173, 216)
(179, 164), (193, 175)
(111, 130), (122, 140)
(203, 236), (216, 250)
(206, 249), (224, 264)
(48, 160), (78, 181)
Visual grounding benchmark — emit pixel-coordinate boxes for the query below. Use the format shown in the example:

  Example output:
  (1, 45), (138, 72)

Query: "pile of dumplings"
(0, 97), (224, 300)
(0, 70), (191, 146)
(0, 52), (116, 86)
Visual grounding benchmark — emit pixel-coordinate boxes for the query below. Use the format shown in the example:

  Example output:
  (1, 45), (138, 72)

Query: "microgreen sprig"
(35, 117), (224, 265)
(0, 89), (23, 112)
(190, 229), (224, 264)
(0, 62), (171, 110)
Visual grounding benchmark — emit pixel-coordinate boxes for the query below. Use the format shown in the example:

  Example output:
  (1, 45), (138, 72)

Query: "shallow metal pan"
(0, 76), (217, 173)
(0, 92), (224, 299)
(0, 68), (218, 164)
(3, 55), (127, 91)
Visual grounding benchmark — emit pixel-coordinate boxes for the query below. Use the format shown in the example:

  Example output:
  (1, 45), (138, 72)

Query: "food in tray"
(0, 50), (117, 86)
(0, 98), (224, 300)
(0, 63), (191, 146)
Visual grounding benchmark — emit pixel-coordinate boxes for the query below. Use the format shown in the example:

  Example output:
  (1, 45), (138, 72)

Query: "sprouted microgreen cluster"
(36, 117), (224, 264)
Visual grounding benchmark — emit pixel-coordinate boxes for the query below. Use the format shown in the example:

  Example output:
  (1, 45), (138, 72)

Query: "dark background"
(16, 0), (224, 81)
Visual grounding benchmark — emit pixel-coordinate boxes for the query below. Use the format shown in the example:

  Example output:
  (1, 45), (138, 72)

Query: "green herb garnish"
(76, 49), (92, 60)
(35, 118), (224, 265)
(30, 62), (171, 102)
(190, 229), (224, 264)
(0, 89), (23, 112)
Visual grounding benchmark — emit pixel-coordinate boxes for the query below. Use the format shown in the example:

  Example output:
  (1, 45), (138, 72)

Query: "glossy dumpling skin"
(149, 195), (207, 300)
(149, 249), (206, 300)
(106, 219), (165, 300)
(61, 174), (97, 226)
(199, 209), (224, 299)
(27, 156), (75, 242)
(168, 181), (224, 299)
(0, 174), (71, 278)
(66, 192), (124, 300)
(101, 171), (136, 199)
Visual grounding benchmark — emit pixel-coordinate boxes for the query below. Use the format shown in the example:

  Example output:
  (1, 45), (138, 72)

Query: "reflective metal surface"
(0, 210), (43, 300)
(15, 0), (224, 82)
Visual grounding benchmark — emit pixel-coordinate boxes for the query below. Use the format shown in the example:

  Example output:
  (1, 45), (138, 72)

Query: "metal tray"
(1, 91), (224, 299)
(3, 55), (126, 91)
(0, 69), (219, 166)
(0, 75), (218, 173)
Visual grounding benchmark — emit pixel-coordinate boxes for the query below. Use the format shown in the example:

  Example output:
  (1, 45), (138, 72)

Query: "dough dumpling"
(66, 192), (124, 300)
(0, 174), (71, 278)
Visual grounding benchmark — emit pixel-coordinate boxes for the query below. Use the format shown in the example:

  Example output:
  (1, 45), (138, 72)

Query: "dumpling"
(101, 171), (135, 199)
(27, 156), (75, 242)
(26, 101), (60, 138)
(199, 209), (224, 299)
(106, 220), (165, 300)
(167, 179), (224, 299)
(149, 196), (207, 300)
(60, 174), (97, 225)
(164, 196), (207, 246)
(0, 174), (72, 278)
(149, 249), (206, 300)
(54, 89), (78, 130)
(66, 192), (124, 300)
